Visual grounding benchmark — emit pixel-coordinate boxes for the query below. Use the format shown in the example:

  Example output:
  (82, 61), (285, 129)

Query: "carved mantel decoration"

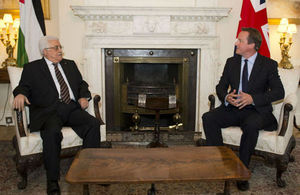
(71, 5), (231, 132)
(71, 6), (230, 36)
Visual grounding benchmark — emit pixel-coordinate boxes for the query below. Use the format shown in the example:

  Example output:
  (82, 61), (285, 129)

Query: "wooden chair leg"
(275, 138), (296, 188)
(289, 155), (295, 162)
(289, 137), (296, 162)
(12, 136), (28, 189)
(16, 161), (28, 189)
(275, 151), (290, 187)
(276, 167), (287, 188)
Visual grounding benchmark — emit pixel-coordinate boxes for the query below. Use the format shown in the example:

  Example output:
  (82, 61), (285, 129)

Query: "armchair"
(197, 68), (300, 187)
(7, 66), (109, 189)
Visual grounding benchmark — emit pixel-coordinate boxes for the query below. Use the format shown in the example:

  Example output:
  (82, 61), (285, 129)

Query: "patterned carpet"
(0, 139), (300, 195)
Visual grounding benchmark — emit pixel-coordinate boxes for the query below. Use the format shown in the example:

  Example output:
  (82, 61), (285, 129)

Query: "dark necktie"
(242, 59), (248, 92)
(53, 63), (71, 104)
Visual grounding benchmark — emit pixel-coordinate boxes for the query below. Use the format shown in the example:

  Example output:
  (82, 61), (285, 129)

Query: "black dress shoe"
(47, 180), (61, 195)
(236, 180), (249, 191)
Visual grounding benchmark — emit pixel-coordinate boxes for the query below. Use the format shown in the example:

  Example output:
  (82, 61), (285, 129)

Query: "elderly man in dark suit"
(13, 36), (100, 195)
(202, 27), (285, 191)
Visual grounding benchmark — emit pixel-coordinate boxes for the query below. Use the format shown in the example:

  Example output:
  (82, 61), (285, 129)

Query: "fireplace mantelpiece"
(71, 5), (231, 135)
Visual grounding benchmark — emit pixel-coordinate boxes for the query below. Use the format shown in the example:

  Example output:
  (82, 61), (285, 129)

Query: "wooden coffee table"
(66, 146), (250, 195)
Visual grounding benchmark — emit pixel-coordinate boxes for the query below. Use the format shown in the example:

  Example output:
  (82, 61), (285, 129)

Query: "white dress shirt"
(44, 57), (75, 101)
(224, 52), (257, 106)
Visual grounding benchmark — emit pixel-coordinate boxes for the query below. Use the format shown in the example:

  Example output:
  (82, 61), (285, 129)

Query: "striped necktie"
(53, 63), (71, 104)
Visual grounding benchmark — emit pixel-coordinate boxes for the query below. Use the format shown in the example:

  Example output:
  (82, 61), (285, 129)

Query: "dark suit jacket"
(216, 53), (285, 130)
(13, 58), (91, 132)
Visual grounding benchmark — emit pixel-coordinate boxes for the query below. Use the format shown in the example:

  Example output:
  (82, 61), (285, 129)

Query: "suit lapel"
(60, 59), (71, 80)
(39, 58), (58, 94)
(233, 56), (242, 91)
(248, 53), (263, 90)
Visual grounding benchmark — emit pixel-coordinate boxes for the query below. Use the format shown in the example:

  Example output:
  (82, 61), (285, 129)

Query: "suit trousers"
(40, 100), (101, 181)
(202, 105), (275, 168)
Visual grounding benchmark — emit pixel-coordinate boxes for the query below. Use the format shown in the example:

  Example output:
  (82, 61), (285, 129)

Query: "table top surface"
(65, 146), (251, 184)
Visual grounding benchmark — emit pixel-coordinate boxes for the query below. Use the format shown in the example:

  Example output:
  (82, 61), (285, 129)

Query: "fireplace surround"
(71, 5), (231, 136)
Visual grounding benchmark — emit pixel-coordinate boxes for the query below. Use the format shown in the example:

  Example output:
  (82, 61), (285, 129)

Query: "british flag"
(236, 0), (270, 57)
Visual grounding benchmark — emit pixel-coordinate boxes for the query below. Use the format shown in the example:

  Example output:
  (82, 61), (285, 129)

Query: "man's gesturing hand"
(226, 89), (238, 106)
(13, 94), (30, 112)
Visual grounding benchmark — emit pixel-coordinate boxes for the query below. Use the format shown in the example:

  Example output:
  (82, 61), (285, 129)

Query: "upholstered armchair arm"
(278, 94), (297, 136)
(93, 95), (105, 125)
(278, 103), (293, 136)
(91, 94), (110, 144)
(86, 93), (105, 125)
(208, 93), (222, 111)
(15, 109), (27, 137)
(208, 94), (216, 111)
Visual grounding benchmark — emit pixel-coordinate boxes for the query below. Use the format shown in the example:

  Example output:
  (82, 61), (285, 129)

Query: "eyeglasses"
(45, 45), (63, 51)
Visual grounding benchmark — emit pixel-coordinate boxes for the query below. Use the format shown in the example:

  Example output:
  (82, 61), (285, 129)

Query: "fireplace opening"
(125, 63), (178, 85)
(105, 49), (197, 132)
(125, 63), (177, 106)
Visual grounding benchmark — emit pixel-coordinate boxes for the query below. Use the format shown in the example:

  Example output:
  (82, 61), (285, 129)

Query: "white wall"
(218, 1), (242, 73)
(0, 0), (300, 125)
(45, 0), (59, 37)
(57, 0), (84, 71)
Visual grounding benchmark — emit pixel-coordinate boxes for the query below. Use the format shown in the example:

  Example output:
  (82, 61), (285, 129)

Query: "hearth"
(105, 49), (197, 132)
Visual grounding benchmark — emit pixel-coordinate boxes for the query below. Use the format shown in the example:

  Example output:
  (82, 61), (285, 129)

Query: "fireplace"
(105, 49), (197, 131)
(71, 5), (231, 138)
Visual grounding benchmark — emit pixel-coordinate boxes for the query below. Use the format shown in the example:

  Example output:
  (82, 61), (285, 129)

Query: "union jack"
(236, 0), (270, 57)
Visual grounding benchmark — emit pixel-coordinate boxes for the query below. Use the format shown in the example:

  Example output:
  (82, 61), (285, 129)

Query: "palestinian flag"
(17, 0), (46, 67)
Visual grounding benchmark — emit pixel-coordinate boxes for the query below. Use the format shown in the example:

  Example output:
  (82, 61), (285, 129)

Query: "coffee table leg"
(83, 184), (89, 195)
(223, 181), (230, 195)
(147, 183), (156, 195)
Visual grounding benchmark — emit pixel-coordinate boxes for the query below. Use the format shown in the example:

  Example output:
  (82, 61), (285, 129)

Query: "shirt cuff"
(224, 95), (229, 106)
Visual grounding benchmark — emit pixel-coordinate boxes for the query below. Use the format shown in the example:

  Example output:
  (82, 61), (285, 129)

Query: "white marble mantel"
(71, 5), (231, 132)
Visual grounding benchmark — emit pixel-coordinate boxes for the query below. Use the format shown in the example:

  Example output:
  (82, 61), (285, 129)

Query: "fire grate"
(127, 84), (175, 105)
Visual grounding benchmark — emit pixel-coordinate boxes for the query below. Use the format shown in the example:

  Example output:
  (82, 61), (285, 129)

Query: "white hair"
(39, 36), (59, 55)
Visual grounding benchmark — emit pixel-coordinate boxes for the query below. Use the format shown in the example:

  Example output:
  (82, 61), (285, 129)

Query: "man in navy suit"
(13, 36), (100, 195)
(202, 28), (284, 191)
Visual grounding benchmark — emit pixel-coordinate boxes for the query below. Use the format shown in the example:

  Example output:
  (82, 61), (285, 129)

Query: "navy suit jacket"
(13, 58), (91, 131)
(216, 53), (285, 130)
